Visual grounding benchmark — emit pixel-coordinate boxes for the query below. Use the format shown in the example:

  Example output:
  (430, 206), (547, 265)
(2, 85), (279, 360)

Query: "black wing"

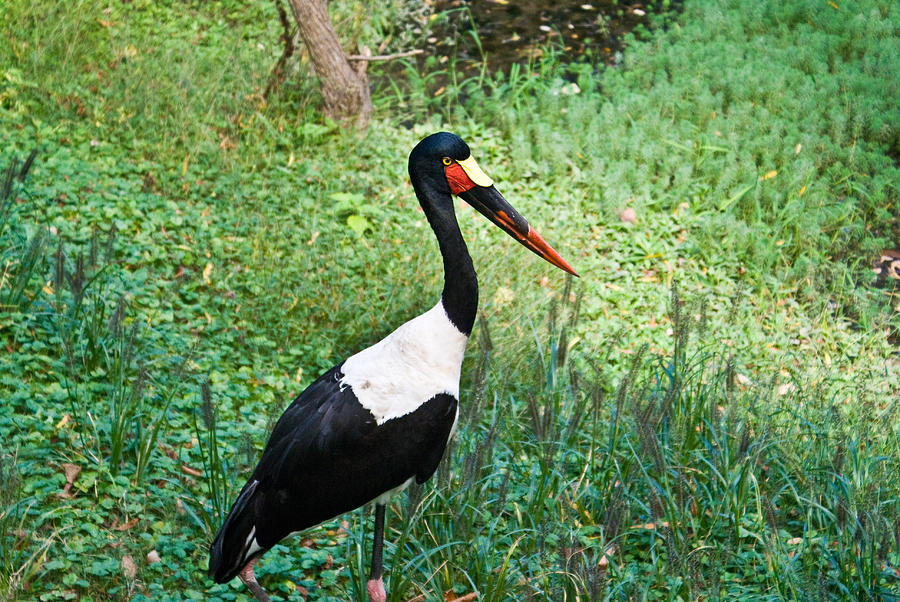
(208, 363), (457, 583)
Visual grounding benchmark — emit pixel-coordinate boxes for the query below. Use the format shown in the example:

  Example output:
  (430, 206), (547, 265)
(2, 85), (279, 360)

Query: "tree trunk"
(285, 0), (372, 128)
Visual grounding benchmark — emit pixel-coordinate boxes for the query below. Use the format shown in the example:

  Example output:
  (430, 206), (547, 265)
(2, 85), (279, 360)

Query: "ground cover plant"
(1, 0), (898, 599)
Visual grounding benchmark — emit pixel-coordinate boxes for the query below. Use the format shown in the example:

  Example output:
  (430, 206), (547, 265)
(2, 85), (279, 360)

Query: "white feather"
(340, 300), (468, 425)
(244, 526), (263, 558)
(245, 538), (263, 558)
(448, 405), (460, 439)
(375, 476), (415, 504)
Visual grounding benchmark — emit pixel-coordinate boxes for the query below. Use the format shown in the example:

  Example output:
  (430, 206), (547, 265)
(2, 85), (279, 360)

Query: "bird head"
(409, 132), (578, 277)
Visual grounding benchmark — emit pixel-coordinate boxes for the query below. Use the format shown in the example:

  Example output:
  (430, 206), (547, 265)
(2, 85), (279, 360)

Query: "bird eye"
(442, 157), (452, 166)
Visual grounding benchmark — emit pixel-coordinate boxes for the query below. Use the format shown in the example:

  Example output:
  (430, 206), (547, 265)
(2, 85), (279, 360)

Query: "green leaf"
(329, 191), (365, 206)
(346, 215), (372, 237)
(718, 183), (755, 212)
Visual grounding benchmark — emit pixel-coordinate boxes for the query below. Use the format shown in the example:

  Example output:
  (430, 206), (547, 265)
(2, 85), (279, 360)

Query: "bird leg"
(367, 503), (387, 602)
(239, 557), (272, 602)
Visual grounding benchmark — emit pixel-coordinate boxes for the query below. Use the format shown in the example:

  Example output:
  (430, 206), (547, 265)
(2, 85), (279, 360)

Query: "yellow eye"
(442, 157), (452, 166)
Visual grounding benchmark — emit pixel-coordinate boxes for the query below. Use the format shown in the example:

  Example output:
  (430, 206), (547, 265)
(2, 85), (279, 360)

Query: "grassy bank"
(1, 0), (898, 599)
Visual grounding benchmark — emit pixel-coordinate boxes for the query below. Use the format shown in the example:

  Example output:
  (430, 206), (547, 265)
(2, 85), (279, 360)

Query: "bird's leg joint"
(239, 558), (273, 602)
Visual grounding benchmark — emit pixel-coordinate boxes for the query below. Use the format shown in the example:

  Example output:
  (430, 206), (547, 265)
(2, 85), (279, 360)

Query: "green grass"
(383, 288), (899, 599)
(1, 0), (899, 599)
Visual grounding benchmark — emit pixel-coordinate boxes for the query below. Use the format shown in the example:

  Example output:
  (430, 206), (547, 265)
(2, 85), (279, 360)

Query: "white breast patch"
(340, 301), (469, 425)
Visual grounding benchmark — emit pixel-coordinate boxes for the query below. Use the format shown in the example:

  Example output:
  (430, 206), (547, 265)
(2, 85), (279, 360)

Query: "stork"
(208, 132), (577, 601)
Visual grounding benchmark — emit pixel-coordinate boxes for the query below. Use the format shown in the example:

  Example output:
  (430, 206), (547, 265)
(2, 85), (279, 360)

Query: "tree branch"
(346, 49), (424, 62)
(264, 0), (297, 99)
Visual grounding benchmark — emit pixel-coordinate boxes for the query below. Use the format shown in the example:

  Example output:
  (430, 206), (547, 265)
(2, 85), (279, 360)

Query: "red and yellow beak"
(446, 156), (578, 277)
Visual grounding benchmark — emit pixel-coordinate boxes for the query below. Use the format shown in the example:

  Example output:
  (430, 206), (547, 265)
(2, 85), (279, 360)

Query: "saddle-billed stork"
(208, 132), (577, 602)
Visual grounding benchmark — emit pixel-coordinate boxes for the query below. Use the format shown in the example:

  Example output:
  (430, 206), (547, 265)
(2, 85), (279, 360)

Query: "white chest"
(340, 301), (469, 425)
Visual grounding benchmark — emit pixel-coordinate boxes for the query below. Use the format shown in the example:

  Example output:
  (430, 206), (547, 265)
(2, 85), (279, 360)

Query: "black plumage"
(209, 365), (457, 583)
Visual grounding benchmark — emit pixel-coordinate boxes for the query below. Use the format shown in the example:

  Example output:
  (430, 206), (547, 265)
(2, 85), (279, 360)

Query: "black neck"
(414, 181), (478, 336)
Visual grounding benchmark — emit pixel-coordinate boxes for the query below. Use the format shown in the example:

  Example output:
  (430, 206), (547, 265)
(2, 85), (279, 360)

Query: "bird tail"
(208, 479), (264, 583)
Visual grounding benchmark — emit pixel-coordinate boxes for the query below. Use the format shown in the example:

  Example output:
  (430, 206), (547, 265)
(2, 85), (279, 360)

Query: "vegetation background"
(1, 0), (898, 599)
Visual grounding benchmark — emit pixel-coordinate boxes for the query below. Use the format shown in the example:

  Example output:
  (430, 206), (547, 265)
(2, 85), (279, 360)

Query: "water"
(428, 0), (680, 74)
